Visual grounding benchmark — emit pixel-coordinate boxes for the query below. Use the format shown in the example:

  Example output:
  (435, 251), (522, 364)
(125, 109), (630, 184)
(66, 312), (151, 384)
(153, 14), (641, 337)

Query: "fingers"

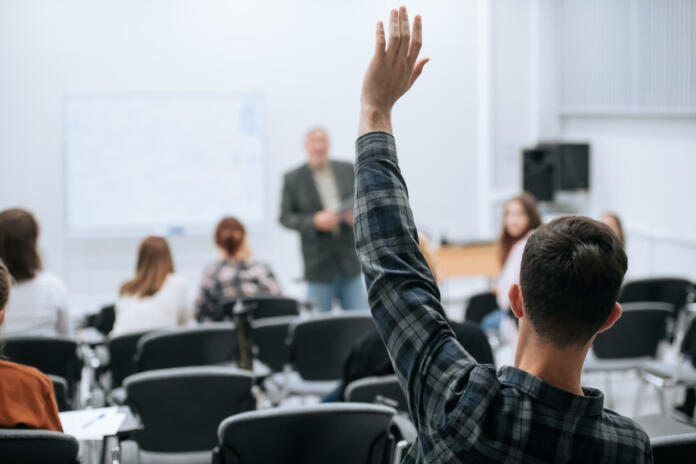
(409, 58), (429, 87)
(407, 15), (423, 67)
(387, 9), (400, 58)
(375, 21), (386, 55)
(398, 6), (410, 59)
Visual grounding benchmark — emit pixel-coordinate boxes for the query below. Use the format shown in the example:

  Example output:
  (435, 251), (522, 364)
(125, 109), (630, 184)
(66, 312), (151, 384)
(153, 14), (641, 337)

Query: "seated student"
(0, 259), (62, 431)
(111, 236), (190, 337)
(481, 192), (542, 333)
(353, 8), (652, 462)
(0, 208), (71, 337)
(196, 217), (281, 322)
(325, 235), (495, 402)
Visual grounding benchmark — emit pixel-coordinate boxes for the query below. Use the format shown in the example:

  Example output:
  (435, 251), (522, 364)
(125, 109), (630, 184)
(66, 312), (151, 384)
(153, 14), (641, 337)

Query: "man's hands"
(359, 6), (428, 136)
(313, 210), (342, 232)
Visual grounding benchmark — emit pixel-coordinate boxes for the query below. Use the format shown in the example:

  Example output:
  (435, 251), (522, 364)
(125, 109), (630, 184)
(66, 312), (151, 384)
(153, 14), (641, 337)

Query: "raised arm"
(354, 7), (477, 433)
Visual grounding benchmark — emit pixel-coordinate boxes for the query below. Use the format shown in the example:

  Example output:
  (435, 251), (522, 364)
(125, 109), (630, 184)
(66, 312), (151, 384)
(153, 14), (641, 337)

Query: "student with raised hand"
(0, 259), (62, 431)
(0, 208), (72, 337)
(111, 236), (190, 337)
(353, 7), (652, 463)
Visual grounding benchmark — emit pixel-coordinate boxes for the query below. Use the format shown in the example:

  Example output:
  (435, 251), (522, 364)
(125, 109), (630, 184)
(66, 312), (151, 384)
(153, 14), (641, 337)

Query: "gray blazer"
(279, 160), (361, 282)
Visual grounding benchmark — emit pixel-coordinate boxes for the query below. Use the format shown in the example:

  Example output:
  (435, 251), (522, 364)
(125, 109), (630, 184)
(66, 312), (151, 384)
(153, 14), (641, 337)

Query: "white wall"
(0, 0), (482, 314)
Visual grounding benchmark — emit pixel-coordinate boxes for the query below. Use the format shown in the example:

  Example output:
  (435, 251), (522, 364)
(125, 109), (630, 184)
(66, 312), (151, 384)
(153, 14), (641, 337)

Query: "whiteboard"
(64, 95), (265, 236)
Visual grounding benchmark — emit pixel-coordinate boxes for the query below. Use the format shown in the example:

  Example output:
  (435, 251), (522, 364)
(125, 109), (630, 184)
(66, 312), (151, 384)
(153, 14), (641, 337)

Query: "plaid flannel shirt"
(353, 132), (653, 463)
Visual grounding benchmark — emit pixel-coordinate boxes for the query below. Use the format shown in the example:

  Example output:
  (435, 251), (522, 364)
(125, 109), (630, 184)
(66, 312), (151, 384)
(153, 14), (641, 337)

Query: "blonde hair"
(120, 236), (174, 297)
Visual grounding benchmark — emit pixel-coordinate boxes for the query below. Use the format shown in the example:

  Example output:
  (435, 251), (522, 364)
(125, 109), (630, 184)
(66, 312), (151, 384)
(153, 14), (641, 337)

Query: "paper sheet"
(59, 406), (127, 440)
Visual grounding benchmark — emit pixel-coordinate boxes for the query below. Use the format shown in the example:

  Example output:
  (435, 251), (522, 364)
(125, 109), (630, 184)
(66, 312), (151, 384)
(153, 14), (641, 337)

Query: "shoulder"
(602, 410), (653, 453)
(332, 160), (355, 171)
(0, 360), (53, 392)
(284, 164), (309, 181)
(165, 273), (187, 288)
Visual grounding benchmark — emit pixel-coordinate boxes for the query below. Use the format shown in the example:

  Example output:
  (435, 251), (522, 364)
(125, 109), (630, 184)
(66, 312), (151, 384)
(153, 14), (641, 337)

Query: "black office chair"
(591, 302), (673, 362)
(214, 403), (398, 464)
(49, 375), (70, 411)
(83, 304), (116, 335)
(251, 316), (296, 373)
(619, 278), (695, 316)
(0, 429), (79, 464)
(135, 324), (237, 372)
(288, 312), (377, 382)
(122, 366), (256, 463)
(344, 375), (406, 412)
(107, 330), (151, 389)
(634, 414), (696, 463)
(226, 297), (300, 320)
(2, 336), (82, 397)
(463, 291), (499, 325)
(584, 302), (673, 410)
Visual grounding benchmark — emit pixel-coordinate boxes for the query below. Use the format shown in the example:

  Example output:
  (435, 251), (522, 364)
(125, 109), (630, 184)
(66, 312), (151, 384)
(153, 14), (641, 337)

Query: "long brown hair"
(0, 208), (42, 282)
(215, 217), (246, 257)
(498, 192), (542, 266)
(120, 236), (174, 297)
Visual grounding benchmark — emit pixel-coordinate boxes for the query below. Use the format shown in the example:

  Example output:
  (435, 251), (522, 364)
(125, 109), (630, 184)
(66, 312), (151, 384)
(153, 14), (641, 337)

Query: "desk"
(435, 243), (501, 280)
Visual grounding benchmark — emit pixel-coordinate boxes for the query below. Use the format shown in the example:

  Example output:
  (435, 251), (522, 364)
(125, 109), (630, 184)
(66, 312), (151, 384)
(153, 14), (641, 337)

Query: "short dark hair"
(520, 216), (627, 347)
(215, 217), (246, 256)
(0, 208), (42, 282)
(0, 259), (9, 310)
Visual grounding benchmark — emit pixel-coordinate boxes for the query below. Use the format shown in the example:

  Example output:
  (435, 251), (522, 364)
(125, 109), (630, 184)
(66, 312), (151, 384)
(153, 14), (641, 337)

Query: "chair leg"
(605, 372), (614, 410)
(633, 378), (644, 417)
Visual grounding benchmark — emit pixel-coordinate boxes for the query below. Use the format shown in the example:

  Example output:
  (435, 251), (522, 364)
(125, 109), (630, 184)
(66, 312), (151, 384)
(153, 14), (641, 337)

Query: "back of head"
(520, 216), (627, 347)
(121, 236), (174, 298)
(0, 208), (42, 282)
(215, 217), (246, 257)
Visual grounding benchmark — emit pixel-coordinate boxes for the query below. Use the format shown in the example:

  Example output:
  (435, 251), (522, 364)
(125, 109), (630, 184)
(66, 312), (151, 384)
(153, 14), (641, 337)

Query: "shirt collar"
(497, 365), (605, 416)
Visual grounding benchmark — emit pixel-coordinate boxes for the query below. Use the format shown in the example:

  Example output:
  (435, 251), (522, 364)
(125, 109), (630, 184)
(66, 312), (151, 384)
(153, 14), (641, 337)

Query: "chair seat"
(583, 357), (653, 372)
(634, 414), (696, 440)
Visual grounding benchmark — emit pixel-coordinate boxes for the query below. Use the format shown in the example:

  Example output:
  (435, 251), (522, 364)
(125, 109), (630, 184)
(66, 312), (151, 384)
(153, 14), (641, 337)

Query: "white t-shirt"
(3, 272), (72, 337)
(111, 274), (191, 337)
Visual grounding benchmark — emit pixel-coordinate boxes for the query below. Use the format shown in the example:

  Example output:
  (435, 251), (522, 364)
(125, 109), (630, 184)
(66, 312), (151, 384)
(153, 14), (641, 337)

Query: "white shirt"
(496, 233), (531, 310)
(111, 274), (191, 337)
(3, 272), (72, 337)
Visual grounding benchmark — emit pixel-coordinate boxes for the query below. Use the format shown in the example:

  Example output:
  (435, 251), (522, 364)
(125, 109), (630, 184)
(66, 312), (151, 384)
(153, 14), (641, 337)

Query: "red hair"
(215, 217), (246, 256)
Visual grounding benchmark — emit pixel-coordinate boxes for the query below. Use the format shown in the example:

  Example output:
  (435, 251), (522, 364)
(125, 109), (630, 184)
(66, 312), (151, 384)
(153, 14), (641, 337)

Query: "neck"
(514, 323), (589, 396)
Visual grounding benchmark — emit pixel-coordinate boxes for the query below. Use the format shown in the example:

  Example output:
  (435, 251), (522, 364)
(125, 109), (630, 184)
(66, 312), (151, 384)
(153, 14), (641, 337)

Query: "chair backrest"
(0, 429), (79, 464)
(2, 337), (81, 388)
(251, 316), (297, 372)
(233, 297), (300, 320)
(108, 330), (151, 388)
(593, 302), (673, 359)
(216, 403), (396, 464)
(135, 324), (237, 372)
(49, 375), (69, 411)
(124, 366), (255, 452)
(463, 291), (499, 324)
(344, 375), (406, 412)
(619, 278), (695, 314)
(288, 312), (377, 381)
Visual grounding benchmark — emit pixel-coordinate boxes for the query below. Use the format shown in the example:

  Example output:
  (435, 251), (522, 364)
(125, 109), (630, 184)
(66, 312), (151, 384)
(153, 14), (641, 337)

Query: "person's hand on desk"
(359, 6), (429, 136)
(313, 210), (341, 232)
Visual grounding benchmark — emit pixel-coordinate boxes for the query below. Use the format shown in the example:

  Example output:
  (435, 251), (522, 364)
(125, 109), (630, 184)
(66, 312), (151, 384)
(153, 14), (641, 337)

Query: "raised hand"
(359, 6), (428, 136)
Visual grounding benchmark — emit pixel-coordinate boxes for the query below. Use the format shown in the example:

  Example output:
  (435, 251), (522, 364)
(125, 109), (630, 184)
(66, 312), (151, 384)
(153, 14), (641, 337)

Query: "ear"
(0, 307), (5, 325)
(508, 284), (524, 319)
(597, 302), (622, 334)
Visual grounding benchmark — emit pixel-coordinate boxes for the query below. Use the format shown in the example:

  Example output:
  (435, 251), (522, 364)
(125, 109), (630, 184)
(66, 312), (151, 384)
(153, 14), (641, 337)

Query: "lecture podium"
(434, 241), (500, 280)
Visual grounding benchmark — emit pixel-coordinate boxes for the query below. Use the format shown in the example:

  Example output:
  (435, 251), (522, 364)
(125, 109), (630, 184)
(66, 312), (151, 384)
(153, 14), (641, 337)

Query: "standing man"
(280, 127), (367, 312)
